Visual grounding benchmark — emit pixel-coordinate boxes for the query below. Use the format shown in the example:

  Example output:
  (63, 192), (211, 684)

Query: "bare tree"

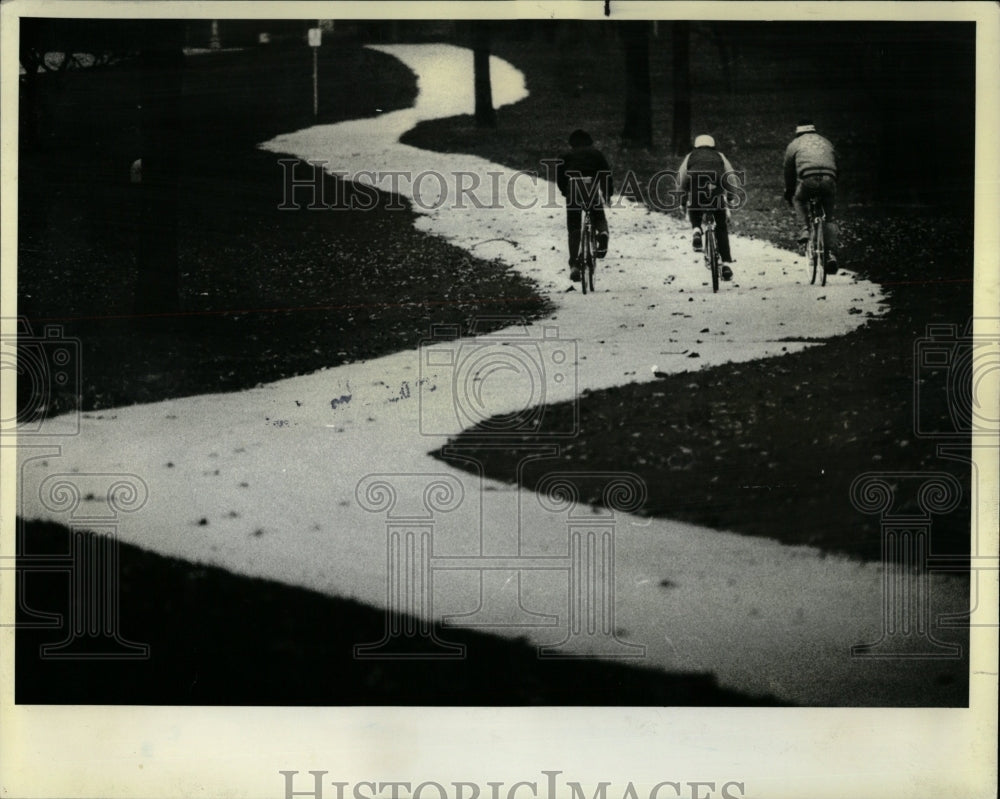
(621, 21), (652, 146)
(671, 21), (692, 156)
(706, 22), (739, 95)
(472, 22), (497, 128)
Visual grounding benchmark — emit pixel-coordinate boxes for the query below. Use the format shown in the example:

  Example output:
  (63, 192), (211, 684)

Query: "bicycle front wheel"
(580, 222), (591, 295)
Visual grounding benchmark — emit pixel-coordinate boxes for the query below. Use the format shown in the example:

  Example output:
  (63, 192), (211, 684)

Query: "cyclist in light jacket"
(784, 120), (840, 273)
(678, 134), (739, 281)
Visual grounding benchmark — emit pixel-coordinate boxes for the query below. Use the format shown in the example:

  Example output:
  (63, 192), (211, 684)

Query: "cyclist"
(555, 129), (613, 282)
(678, 134), (738, 281)
(783, 120), (839, 274)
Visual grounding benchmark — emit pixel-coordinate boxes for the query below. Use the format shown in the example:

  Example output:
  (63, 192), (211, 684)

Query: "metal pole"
(313, 46), (318, 116)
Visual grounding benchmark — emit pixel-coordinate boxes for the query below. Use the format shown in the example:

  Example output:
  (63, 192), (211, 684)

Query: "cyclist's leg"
(689, 208), (704, 250)
(713, 208), (733, 279)
(818, 176), (839, 266)
(792, 179), (810, 242)
(715, 208), (733, 262)
(592, 206), (609, 257)
(566, 206), (582, 268)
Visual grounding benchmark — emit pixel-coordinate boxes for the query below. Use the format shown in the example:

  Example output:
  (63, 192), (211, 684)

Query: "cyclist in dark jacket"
(784, 120), (839, 273)
(678, 134), (738, 281)
(555, 129), (613, 282)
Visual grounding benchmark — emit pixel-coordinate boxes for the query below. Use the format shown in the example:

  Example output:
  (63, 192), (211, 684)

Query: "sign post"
(308, 26), (321, 116)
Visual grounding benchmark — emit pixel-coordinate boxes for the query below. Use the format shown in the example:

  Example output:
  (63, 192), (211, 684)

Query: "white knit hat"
(795, 123), (816, 134)
(693, 134), (716, 148)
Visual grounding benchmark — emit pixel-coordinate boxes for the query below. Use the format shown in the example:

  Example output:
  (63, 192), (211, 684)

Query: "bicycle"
(805, 197), (828, 286)
(569, 177), (599, 295)
(701, 212), (721, 293)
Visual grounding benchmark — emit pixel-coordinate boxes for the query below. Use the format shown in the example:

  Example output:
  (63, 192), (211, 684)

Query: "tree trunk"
(671, 21), (692, 156)
(710, 23), (738, 95)
(473, 22), (496, 128)
(621, 21), (652, 147)
(133, 22), (185, 319)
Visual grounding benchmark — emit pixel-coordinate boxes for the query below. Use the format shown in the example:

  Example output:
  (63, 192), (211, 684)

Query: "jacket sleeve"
(783, 142), (797, 193)
(677, 153), (691, 196)
(720, 152), (740, 207)
(599, 153), (614, 201)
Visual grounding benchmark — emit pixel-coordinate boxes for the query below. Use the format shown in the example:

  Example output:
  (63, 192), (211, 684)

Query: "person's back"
(783, 131), (837, 182)
(684, 146), (727, 204)
(557, 142), (614, 209)
(555, 129), (613, 282)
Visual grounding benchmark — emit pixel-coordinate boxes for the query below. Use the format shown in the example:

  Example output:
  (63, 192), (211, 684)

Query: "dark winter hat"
(568, 129), (594, 147)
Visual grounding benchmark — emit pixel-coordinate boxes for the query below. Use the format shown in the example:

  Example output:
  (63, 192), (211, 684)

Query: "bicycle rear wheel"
(817, 221), (827, 287)
(706, 228), (720, 293)
(808, 223), (819, 285)
(580, 220), (591, 295)
(587, 227), (597, 293)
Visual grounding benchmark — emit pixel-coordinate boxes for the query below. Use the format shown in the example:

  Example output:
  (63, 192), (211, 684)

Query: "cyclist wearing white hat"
(678, 134), (738, 281)
(784, 120), (840, 273)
